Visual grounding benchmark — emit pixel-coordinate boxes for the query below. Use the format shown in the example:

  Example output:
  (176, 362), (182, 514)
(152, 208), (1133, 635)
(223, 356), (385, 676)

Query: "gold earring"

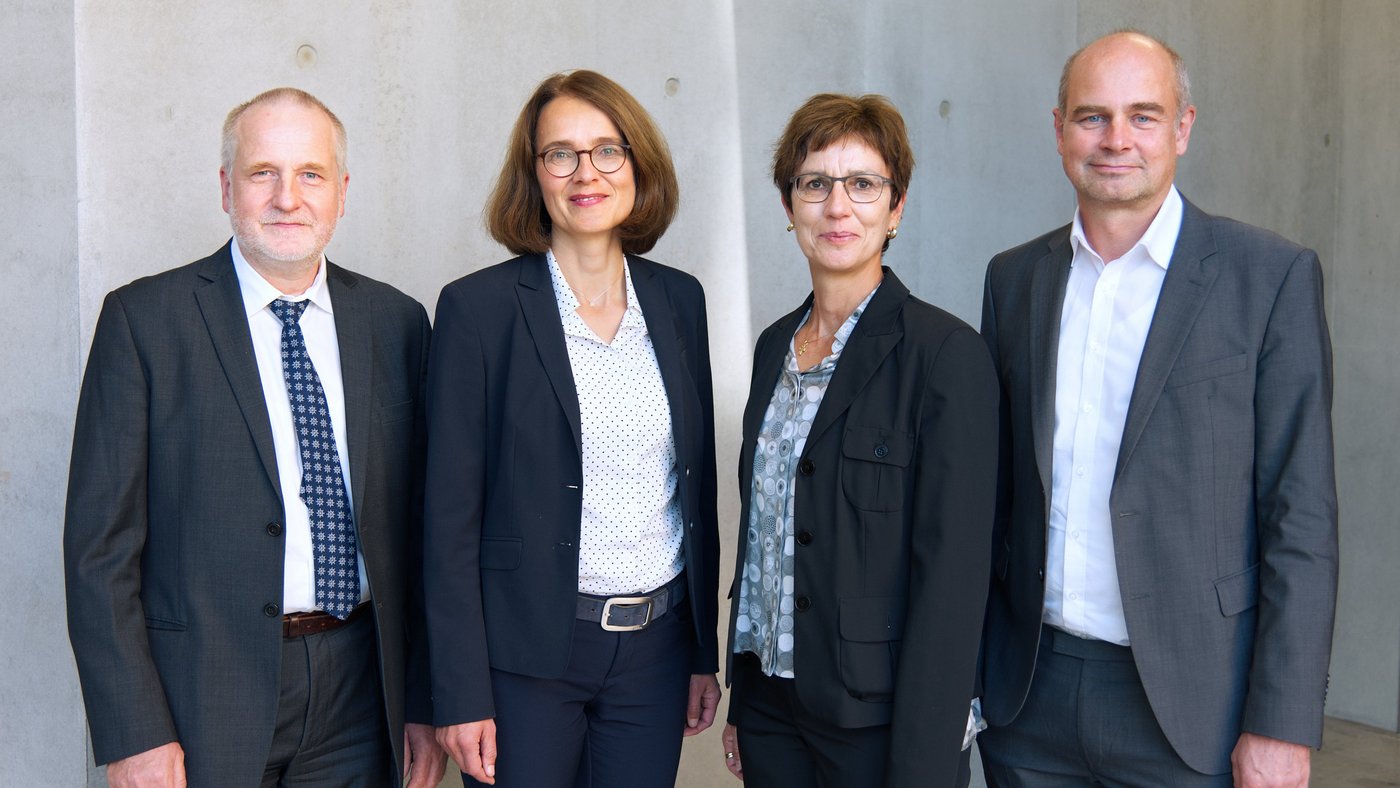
(786, 223), (794, 232)
(887, 227), (899, 239)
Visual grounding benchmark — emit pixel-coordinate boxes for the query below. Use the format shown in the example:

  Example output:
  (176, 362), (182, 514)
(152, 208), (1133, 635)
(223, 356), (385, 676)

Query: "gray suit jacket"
(978, 197), (1338, 773)
(64, 243), (432, 785)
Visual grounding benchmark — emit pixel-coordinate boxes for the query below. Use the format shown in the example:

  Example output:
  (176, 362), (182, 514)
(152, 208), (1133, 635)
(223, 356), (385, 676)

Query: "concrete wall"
(1, 0), (1396, 784)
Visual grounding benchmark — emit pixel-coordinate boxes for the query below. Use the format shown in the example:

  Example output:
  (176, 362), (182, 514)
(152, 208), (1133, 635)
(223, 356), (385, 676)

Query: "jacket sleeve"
(421, 283), (496, 726)
(688, 282), (722, 676)
(888, 326), (1000, 787)
(1240, 248), (1338, 747)
(403, 304), (435, 725)
(63, 291), (179, 764)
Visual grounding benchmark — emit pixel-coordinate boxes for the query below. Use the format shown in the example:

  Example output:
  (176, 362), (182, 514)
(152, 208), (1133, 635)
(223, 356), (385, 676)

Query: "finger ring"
(726, 752), (735, 759)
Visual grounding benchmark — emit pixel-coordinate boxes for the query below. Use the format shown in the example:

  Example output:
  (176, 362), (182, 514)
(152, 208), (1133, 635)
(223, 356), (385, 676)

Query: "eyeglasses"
(790, 173), (893, 204)
(537, 143), (631, 178)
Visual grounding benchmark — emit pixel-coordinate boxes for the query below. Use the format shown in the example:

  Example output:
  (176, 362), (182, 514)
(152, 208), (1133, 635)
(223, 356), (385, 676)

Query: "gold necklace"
(796, 327), (832, 356)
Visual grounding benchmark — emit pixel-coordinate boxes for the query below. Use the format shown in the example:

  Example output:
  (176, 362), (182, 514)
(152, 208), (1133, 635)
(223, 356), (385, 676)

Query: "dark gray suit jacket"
(64, 243), (433, 785)
(979, 198), (1338, 773)
(725, 269), (999, 787)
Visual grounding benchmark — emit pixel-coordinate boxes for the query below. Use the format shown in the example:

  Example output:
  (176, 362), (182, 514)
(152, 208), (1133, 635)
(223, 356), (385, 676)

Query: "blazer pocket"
(1215, 563), (1259, 617)
(480, 536), (523, 571)
(1166, 353), (1249, 388)
(841, 426), (913, 512)
(379, 399), (414, 424)
(838, 596), (904, 700)
(144, 615), (187, 631)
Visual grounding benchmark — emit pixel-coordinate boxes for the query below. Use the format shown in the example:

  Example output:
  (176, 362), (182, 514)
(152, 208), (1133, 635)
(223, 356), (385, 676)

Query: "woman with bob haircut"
(422, 69), (721, 787)
(719, 93), (998, 787)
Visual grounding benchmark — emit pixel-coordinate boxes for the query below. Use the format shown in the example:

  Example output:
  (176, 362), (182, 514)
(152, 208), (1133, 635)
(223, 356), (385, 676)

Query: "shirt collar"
(546, 249), (643, 335)
(787, 281), (881, 373)
(1069, 185), (1183, 270)
(231, 238), (333, 318)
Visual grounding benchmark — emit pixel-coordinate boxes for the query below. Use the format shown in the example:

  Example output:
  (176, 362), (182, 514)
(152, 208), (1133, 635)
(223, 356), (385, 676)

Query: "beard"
(229, 207), (337, 270)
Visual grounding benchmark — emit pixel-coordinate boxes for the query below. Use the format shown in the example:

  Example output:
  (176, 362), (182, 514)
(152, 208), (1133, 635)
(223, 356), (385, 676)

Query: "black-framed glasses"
(537, 143), (631, 177)
(790, 173), (893, 204)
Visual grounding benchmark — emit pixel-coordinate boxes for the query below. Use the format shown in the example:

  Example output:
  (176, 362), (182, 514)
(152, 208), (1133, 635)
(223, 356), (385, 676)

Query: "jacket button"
(266, 521), (282, 537)
(1037, 568), (1045, 581)
(799, 459), (815, 476)
(263, 603), (280, 617)
(795, 595), (811, 611)
(874, 444), (889, 459)
(797, 531), (813, 546)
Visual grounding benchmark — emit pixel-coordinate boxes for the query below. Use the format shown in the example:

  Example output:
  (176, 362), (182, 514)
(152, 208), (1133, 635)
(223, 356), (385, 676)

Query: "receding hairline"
(221, 87), (347, 174)
(1057, 29), (1193, 119)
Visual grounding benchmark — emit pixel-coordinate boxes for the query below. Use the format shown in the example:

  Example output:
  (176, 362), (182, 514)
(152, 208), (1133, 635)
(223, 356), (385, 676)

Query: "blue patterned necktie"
(268, 299), (358, 619)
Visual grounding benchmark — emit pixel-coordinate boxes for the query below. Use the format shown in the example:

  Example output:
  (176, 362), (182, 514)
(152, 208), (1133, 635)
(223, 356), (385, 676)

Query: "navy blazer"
(725, 269), (999, 787)
(422, 253), (720, 726)
(64, 244), (433, 784)
(979, 197), (1338, 773)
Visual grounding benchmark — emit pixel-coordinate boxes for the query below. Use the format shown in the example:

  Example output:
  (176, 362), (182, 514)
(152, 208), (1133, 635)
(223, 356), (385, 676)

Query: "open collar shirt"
(1045, 186), (1183, 645)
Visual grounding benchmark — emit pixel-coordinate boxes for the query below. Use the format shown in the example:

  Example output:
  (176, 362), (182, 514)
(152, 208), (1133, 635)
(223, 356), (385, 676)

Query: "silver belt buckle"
(600, 595), (653, 632)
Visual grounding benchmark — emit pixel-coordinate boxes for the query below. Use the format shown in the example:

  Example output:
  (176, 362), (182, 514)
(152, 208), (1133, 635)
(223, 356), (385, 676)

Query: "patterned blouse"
(732, 285), (879, 677)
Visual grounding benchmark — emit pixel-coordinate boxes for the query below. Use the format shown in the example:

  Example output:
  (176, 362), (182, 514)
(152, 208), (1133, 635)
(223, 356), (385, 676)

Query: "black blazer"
(63, 243), (433, 785)
(724, 269), (998, 787)
(979, 198), (1338, 773)
(422, 253), (720, 726)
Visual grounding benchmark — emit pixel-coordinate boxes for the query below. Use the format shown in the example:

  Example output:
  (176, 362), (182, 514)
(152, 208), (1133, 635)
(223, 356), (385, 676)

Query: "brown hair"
(486, 70), (679, 256)
(771, 93), (914, 215)
(222, 87), (347, 175)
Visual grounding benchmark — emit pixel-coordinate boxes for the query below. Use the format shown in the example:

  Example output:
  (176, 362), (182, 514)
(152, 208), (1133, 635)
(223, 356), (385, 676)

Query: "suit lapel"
(192, 244), (281, 500)
(630, 258), (691, 459)
(1115, 201), (1219, 480)
(328, 262), (373, 521)
(1029, 232), (1074, 496)
(517, 254), (582, 451)
(806, 269), (906, 448)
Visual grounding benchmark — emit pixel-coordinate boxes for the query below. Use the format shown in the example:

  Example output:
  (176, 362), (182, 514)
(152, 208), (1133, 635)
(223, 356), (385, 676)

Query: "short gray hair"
(1057, 29), (1193, 120)
(221, 87), (347, 174)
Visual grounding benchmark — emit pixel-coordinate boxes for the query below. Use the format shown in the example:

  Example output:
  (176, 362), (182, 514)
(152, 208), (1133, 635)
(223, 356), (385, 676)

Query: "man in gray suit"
(64, 88), (445, 787)
(977, 31), (1337, 787)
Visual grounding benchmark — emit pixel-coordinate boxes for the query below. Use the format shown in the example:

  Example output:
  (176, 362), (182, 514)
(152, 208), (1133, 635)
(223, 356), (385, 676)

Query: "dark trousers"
(730, 652), (905, 788)
(465, 603), (693, 788)
(979, 627), (1230, 787)
(261, 610), (393, 787)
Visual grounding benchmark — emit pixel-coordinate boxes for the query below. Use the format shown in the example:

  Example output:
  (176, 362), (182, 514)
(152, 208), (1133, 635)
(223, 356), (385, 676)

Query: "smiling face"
(785, 137), (905, 281)
(1054, 33), (1195, 214)
(534, 95), (636, 249)
(220, 100), (347, 274)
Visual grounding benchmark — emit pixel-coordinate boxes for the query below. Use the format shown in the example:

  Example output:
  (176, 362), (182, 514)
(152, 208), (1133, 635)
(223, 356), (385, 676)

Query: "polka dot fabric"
(732, 285), (878, 677)
(548, 251), (684, 595)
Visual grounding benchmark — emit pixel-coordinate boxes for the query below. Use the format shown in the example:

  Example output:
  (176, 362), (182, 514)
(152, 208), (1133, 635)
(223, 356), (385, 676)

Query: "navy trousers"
(979, 627), (1231, 787)
(464, 602), (694, 788)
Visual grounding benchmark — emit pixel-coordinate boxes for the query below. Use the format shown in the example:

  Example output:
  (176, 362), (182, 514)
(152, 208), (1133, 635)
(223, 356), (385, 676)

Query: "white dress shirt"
(1045, 187), (1184, 645)
(547, 251), (684, 596)
(232, 240), (368, 613)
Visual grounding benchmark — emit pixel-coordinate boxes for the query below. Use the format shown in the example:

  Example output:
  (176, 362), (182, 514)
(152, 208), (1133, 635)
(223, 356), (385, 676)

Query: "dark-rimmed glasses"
(790, 173), (893, 204)
(537, 143), (631, 178)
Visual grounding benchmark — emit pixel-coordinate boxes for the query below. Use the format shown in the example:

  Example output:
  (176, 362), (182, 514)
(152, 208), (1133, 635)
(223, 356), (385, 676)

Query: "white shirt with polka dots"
(548, 251), (684, 596)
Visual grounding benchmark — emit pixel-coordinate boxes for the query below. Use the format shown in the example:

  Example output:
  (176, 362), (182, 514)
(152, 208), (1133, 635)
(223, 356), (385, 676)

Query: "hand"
(721, 724), (743, 780)
(684, 673), (722, 736)
(1231, 731), (1310, 788)
(106, 742), (186, 788)
(436, 719), (497, 785)
(403, 722), (448, 788)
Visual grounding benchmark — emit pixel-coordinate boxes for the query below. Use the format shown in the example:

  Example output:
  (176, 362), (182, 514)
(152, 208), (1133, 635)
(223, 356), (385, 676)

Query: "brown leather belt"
(283, 603), (369, 639)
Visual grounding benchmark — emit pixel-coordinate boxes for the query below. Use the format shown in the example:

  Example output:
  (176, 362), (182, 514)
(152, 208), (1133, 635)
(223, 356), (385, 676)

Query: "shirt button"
(1076, 466), (1086, 477)
(797, 531), (813, 546)
(795, 595), (812, 612)
(263, 603), (281, 618)
(266, 522), (282, 537)
(799, 459), (815, 476)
